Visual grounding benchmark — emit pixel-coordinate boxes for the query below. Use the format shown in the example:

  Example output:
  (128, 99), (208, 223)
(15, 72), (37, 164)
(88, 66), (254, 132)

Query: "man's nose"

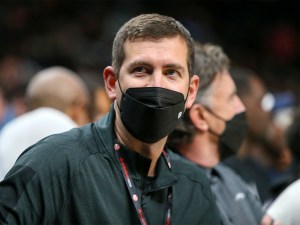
(148, 72), (163, 88)
(235, 96), (246, 114)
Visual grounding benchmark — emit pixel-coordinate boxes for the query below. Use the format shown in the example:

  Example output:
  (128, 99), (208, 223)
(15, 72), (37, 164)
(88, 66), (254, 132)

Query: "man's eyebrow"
(128, 61), (152, 70)
(165, 64), (185, 72)
(128, 62), (185, 72)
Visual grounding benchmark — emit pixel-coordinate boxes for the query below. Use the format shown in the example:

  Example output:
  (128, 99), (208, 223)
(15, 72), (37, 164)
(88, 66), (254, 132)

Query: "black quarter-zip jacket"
(0, 106), (221, 225)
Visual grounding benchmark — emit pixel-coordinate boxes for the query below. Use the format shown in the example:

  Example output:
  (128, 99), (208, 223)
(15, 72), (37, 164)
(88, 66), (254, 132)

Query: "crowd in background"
(0, 2), (299, 117)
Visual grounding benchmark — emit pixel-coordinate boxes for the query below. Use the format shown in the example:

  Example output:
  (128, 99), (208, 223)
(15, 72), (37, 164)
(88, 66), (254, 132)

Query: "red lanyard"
(114, 142), (172, 225)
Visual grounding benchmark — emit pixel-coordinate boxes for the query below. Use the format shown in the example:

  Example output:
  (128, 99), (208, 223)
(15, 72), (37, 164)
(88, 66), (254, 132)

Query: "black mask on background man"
(219, 112), (248, 160)
(118, 82), (187, 143)
(205, 107), (248, 159)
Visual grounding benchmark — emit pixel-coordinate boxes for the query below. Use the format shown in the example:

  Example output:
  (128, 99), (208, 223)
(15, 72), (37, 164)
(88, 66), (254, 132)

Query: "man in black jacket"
(0, 14), (220, 225)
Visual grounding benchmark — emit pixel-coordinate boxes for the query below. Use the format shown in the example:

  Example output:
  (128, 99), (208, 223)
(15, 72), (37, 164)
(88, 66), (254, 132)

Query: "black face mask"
(206, 108), (248, 159)
(118, 83), (186, 143)
(219, 112), (248, 160)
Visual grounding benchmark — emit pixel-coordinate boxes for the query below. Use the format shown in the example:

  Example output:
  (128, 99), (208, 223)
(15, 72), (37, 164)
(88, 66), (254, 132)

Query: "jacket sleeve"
(0, 164), (46, 224)
(0, 141), (73, 225)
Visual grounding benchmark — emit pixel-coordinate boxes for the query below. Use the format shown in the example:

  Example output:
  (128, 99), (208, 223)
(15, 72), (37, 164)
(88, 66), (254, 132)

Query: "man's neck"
(179, 134), (220, 168)
(114, 103), (165, 176)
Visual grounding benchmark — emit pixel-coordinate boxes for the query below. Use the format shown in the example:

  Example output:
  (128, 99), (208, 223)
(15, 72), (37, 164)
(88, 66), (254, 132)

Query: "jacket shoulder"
(168, 150), (208, 183)
(14, 123), (99, 174)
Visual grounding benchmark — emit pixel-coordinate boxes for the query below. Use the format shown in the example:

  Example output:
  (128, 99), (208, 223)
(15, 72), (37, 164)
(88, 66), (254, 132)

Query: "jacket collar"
(93, 104), (177, 192)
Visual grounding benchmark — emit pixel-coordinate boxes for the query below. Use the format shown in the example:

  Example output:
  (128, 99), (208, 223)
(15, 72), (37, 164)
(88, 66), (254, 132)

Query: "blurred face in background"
(242, 76), (271, 138)
(94, 87), (111, 120)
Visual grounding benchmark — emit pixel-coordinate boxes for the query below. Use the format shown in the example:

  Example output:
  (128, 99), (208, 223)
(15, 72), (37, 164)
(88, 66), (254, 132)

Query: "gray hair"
(193, 41), (230, 104)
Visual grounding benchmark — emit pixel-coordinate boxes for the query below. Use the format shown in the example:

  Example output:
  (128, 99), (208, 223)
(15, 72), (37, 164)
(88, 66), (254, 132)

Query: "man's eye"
(132, 66), (147, 73)
(165, 69), (180, 77)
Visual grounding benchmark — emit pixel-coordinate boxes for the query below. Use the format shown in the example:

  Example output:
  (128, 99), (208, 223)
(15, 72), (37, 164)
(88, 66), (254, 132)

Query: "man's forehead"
(123, 36), (188, 54)
(204, 72), (235, 102)
(122, 38), (189, 67)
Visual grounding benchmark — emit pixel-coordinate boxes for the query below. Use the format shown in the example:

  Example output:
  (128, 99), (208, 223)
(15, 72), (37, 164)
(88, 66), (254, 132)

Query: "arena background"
(0, 0), (299, 109)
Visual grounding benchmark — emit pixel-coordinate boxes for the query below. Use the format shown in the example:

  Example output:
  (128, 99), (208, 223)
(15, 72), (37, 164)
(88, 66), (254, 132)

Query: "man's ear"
(103, 66), (117, 100)
(185, 75), (199, 109)
(189, 104), (209, 131)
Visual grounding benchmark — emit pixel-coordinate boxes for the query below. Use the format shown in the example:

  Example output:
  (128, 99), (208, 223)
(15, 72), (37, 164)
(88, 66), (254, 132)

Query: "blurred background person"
(0, 85), (16, 130)
(266, 109), (300, 224)
(93, 86), (112, 120)
(0, 66), (91, 180)
(80, 71), (112, 121)
(224, 67), (295, 206)
(0, 54), (40, 130)
(167, 42), (279, 225)
(284, 108), (300, 180)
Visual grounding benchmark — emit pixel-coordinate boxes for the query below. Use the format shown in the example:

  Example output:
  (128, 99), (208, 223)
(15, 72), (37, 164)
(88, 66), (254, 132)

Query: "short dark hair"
(112, 13), (194, 77)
